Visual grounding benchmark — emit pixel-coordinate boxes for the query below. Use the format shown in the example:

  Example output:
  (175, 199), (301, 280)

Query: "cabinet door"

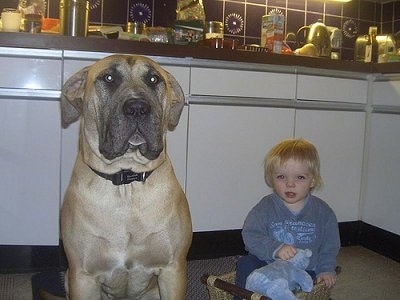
(186, 104), (295, 231)
(295, 110), (365, 221)
(363, 113), (400, 235)
(0, 99), (61, 245)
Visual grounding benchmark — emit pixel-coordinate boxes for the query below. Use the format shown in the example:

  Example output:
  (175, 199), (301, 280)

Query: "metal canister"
(60, 0), (89, 37)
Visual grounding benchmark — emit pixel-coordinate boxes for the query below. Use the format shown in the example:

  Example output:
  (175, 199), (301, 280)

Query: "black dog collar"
(90, 167), (152, 185)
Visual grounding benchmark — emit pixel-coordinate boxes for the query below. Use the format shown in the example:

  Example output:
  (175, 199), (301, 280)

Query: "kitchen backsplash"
(1, 0), (399, 60)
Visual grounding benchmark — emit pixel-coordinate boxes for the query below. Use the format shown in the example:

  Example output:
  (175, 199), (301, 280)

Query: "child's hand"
(276, 244), (297, 260)
(316, 273), (337, 288)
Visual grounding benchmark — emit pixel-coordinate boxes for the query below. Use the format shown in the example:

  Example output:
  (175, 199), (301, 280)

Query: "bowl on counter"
(41, 18), (59, 33)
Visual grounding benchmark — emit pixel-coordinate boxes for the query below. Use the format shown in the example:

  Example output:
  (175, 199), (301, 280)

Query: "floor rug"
(30, 256), (239, 299)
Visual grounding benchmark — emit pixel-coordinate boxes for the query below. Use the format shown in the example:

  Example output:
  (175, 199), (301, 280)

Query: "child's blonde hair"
(264, 138), (322, 190)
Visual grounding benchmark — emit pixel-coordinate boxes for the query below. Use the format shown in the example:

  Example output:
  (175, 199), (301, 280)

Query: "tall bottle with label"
(364, 26), (378, 63)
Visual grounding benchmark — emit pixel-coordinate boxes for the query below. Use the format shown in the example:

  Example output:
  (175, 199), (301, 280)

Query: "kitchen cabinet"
(185, 69), (367, 231)
(0, 48), (377, 245)
(295, 109), (366, 222)
(363, 75), (400, 235)
(186, 63), (297, 231)
(0, 98), (61, 245)
(295, 72), (367, 222)
(363, 113), (400, 235)
(186, 104), (295, 231)
(0, 48), (62, 245)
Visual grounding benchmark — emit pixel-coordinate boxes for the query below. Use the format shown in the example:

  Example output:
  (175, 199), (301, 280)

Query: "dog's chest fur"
(76, 181), (176, 298)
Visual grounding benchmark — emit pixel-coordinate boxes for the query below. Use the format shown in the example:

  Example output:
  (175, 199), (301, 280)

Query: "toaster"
(354, 34), (397, 62)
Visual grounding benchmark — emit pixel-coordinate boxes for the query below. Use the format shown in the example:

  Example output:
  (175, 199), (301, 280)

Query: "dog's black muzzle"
(123, 99), (151, 118)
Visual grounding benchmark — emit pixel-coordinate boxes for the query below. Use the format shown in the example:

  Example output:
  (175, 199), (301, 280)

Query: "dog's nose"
(123, 99), (150, 117)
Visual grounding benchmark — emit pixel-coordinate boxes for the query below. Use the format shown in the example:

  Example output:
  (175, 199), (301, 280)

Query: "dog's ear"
(61, 66), (90, 128)
(166, 72), (185, 131)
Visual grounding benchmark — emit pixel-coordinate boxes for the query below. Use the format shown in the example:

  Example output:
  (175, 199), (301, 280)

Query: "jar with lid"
(126, 22), (145, 35)
(205, 21), (223, 40)
(18, 0), (46, 33)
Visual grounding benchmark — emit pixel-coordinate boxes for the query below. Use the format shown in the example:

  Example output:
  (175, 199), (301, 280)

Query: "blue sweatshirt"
(242, 193), (340, 276)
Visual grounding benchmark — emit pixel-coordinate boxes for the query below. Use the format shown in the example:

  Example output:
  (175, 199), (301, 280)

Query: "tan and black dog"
(59, 55), (192, 300)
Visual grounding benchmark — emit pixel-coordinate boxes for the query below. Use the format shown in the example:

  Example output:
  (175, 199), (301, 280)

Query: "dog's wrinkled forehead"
(88, 55), (165, 87)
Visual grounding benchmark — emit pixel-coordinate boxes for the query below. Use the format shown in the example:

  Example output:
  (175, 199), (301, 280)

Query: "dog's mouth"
(128, 132), (146, 147)
(100, 125), (164, 161)
(126, 131), (148, 156)
(125, 130), (163, 161)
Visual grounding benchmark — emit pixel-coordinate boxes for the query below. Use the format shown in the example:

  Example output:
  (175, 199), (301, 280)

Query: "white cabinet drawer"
(372, 80), (400, 106)
(190, 67), (296, 99)
(0, 49), (62, 90)
(297, 75), (367, 104)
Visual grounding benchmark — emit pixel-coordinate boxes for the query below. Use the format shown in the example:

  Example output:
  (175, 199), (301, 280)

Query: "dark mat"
(31, 271), (65, 300)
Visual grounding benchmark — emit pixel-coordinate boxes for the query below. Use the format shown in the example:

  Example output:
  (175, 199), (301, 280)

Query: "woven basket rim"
(205, 271), (331, 300)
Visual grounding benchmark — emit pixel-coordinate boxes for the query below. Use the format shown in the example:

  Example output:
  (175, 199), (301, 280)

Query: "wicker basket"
(203, 271), (331, 300)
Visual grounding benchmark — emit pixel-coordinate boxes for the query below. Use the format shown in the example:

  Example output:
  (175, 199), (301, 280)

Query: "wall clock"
(225, 13), (243, 35)
(129, 2), (152, 24)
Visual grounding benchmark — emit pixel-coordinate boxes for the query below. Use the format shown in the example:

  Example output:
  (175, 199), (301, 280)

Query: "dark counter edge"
(2, 31), (398, 74)
(1, 221), (399, 273)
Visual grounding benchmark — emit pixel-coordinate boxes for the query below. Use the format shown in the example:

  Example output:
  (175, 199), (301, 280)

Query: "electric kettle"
(297, 20), (331, 57)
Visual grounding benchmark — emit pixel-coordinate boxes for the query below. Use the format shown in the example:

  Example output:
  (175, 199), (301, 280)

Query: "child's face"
(272, 158), (315, 209)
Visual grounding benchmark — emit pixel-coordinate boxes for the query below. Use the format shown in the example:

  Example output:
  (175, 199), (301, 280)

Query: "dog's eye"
(149, 74), (159, 85)
(103, 74), (114, 83)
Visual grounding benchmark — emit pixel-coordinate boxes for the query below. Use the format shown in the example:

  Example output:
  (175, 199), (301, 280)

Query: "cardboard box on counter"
(261, 11), (285, 54)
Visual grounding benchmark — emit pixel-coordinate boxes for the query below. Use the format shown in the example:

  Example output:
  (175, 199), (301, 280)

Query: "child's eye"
(276, 175), (285, 180)
(297, 175), (307, 180)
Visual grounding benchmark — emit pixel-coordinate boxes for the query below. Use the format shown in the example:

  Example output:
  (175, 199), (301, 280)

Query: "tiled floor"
(1, 246), (400, 299)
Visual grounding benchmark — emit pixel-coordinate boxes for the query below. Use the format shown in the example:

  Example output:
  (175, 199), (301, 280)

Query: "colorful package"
(261, 9), (285, 53)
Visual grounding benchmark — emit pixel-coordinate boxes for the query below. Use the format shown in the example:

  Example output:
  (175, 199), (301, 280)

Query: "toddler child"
(234, 138), (340, 298)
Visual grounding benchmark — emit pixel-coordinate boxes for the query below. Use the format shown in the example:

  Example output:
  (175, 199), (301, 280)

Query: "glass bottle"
(364, 26), (378, 63)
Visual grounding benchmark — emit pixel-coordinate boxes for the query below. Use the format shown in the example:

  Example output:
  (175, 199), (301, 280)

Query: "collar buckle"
(113, 169), (148, 185)
(90, 167), (152, 185)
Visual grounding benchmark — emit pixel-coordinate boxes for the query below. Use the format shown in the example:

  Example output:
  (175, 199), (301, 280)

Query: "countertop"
(0, 31), (399, 75)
